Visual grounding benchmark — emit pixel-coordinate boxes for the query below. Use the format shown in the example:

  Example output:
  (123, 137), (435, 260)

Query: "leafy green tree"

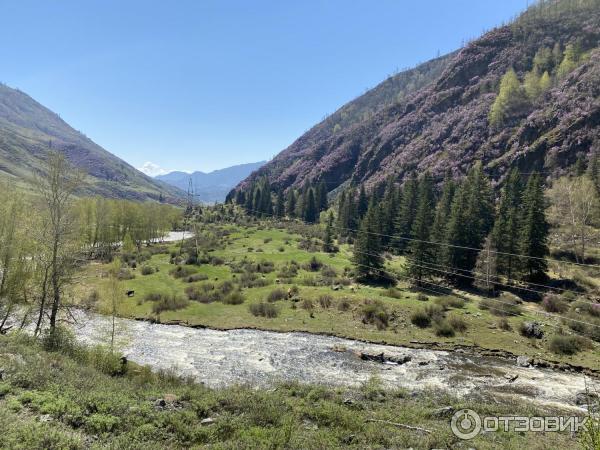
(406, 173), (436, 284)
(556, 43), (580, 79)
(33, 151), (84, 334)
(547, 175), (598, 264)
(533, 46), (553, 74)
(122, 232), (136, 255)
(491, 168), (523, 280)
(524, 70), (542, 100)
(539, 71), (552, 93)
(552, 42), (563, 69)
(393, 173), (418, 253)
(488, 68), (528, 127)
(353, 202), (384, 280)
(473, 234), (498, 295)
(518, 173), (549, 281)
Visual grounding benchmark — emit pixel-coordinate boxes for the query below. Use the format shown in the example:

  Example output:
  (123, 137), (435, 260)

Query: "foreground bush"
(434, 320), (455, 337)
(249, 302), (279, 318)
(480, 295), (521, 316)
(169, 265), (197, 279)
(141, 265), (155, 275)
(223, 291), (245, 305)
(541, 294), (568, 313)
(267, 288), (287, 302)
(152, 295), (189, 314)
(435, 296), (465, 310)
(548, 334), (591, 355)
(360, 300), (389, 330)
(410, 304), (444, 328)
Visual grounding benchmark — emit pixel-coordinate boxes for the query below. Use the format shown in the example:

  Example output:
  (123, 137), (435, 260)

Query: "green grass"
(0, 333), (586, 449)
(78, 223), (600, 370)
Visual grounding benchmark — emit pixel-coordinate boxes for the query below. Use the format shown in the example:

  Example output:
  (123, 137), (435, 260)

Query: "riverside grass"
(0, 333), (585, 449)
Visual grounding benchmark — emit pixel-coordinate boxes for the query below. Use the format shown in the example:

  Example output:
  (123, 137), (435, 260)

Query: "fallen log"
(365, 419), (432, 434)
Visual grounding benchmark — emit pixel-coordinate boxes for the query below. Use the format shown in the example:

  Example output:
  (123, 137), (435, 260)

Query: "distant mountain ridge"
(157, 161), (265, 203)
(0, 83), (183, 202)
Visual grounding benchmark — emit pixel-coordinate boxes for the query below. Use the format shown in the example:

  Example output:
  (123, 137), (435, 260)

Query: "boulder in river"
(359, 351), (412, 365)
(516, 356), (533, 367)
(575, 391), (599, 406)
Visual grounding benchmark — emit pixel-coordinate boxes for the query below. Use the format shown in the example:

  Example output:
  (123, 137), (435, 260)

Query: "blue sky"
(1, 0), (528, 174)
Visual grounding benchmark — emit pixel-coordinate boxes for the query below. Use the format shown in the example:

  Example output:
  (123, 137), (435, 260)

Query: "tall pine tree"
(406, 173), (436, 284)
(275, 190), (285, 218)
(316, 181), (328, 212)
(430, 173), (455, 258)
(304, 188), (318, 223)
(286, 190), (296, 218)
(322, 211), (335, 252)
(353, 200), (384, 280)
(443, 163), (493, 286)
(491, 168), (523, 280)
(518, 172), (549, 281)
(357, 186), (369, 220)
(393, 173), (418, 253)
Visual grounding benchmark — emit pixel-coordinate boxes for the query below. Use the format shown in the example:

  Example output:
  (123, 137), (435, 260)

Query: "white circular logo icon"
(451, 409), (482, 440)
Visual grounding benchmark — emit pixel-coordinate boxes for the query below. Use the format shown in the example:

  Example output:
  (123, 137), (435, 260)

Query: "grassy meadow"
(76, 221), (600, 371)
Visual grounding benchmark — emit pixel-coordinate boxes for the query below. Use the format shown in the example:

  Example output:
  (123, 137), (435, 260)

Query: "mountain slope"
(0, 83), (183, 201)
(235, 0), (600, 196)
(156, 161), (265, 203)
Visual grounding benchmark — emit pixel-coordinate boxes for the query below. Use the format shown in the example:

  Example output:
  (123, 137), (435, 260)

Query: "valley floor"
(77, 223), (600, 372)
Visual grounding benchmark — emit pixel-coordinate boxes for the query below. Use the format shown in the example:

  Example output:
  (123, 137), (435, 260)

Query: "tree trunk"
(34, 266), (49, 336)
(49, 235), (60, 332)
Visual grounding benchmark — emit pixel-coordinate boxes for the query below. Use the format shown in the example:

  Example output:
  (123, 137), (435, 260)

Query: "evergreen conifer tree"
(357, 185), (368, 220)
(304, 188), (318, 223)
(323, 211), (335, 252)
(443, 163), (493, 285)
(316, 181), (328, 212)
(393, 173), (418, 253)
(353, 201), (384, 280)
(491, 168), (523, 280)
(430, 173), (455, 257)
(406, 173), (436, 284)
(286, 190), (296, 218)
(275, 190), (285, 217)
(518, 172), (549, 281)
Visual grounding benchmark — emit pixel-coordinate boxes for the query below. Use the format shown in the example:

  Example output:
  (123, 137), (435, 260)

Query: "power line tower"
(179, 177), (195, 255)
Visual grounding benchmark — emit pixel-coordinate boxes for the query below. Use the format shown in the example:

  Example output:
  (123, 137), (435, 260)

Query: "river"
(71, 311), (598, 410)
